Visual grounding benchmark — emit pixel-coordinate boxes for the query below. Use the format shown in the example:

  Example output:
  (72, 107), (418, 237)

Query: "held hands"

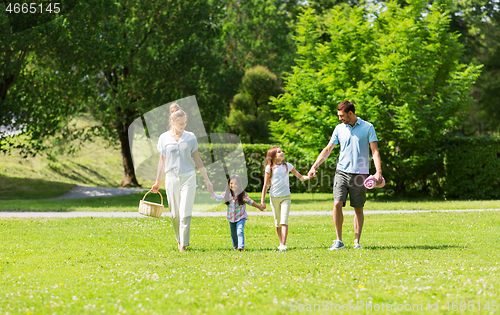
(258, 203), (266, 211)
(307, 167), (317, 179)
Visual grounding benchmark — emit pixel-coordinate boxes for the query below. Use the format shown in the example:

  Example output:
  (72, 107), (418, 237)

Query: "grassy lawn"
(0, 136), (135, 188)
(0, 176), (76, 200)
(0, 212), (499, 314)
(1, 190), (499, 212)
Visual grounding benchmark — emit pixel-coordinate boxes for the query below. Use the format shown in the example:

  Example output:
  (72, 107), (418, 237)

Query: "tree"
(0, 0), (83, 155)
(3, 0), (233, 187)
(220, 0), (298, 76)
(448, 0), (500, 136)
(270, 0), (481, 195)
(226, 65), (283, 143)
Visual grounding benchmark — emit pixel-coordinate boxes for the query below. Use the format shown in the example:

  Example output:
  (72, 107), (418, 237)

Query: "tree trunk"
(394, 180), (406, 195)
(118, 121), (140, 188)
(0, 74), (15, 101)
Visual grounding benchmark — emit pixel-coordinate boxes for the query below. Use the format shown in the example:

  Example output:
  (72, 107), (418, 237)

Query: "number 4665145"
(5, 3), (61, 14)
(443, 301), (498, 312)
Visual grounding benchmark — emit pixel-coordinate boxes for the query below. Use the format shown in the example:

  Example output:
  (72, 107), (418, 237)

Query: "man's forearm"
(373, 151), (382, 174)
(312, 148), (330, 169)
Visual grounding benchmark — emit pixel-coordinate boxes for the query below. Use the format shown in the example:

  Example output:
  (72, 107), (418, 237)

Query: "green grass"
(0, 176), (76, 200)
(1, 190), (499, 212)
(1, 212), (499, 314)
(0, 136), (132, 188)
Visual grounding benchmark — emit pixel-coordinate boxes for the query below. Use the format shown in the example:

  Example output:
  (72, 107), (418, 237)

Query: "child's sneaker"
(237, 248), (245, 251)
(328, 240), (345, 250)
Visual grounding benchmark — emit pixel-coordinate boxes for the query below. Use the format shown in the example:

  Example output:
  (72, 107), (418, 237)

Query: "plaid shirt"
(212, 191), (253, 222)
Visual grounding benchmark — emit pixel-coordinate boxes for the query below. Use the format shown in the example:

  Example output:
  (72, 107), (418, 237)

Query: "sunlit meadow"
(1, 211), (499, 314)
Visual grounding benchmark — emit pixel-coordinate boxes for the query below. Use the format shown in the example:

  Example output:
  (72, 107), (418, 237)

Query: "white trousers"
(165, 170), (196, 246)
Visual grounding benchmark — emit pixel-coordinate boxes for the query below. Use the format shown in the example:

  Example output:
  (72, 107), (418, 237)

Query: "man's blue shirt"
(329, 118), (378, 174)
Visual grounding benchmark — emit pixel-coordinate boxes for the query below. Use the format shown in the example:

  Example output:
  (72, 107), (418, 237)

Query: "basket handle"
(142, 190), (163, 205)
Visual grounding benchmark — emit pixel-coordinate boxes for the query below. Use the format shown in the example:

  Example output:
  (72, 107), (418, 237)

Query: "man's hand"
(373, 171), (383, 184)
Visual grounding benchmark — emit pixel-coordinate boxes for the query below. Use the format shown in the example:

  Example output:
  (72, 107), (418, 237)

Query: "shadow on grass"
(49, 161), (117, 187)
(0, 191), (149, 212)
(366, 244), (460, 250)
(0, 175), (76, 200)
(70, 161), (118, 187)
(291, 197), (333, 205)
(0, 189), (226, 212)
(186, 246), (330, 252)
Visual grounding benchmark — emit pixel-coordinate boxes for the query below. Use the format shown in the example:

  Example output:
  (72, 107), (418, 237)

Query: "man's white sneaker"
(353, 243), (362, 249)
(328, 240), (345, 250)
(278, 244), (287, 251)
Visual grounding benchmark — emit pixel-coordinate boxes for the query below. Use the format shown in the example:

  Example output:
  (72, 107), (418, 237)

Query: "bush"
(198, 143), (340, 193)
(443, 137), (500, 199)
(201, 137), (500, 199)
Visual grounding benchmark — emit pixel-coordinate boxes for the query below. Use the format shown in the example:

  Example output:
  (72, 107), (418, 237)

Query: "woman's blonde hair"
(169, 103), (186, 130)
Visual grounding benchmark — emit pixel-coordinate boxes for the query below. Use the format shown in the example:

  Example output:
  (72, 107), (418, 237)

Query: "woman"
(151, 103), (213, 252)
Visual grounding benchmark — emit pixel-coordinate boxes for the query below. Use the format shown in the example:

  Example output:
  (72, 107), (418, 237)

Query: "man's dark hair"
(337, 101), (355, 114)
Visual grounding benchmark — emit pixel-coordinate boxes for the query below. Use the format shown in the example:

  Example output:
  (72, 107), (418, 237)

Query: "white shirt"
(265, 162), (294, 197)
(157, 131), (199, 175)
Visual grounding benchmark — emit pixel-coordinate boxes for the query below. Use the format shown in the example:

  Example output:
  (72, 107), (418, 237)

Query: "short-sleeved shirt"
(329, 118), (378, 174)
(212, 191), (253, 222)
(157, 131), (199, 175)
(265, 162), (294, 197)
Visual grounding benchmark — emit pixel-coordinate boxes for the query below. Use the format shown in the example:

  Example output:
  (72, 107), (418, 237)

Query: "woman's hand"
(206, 180), (214, 195)
(151, 181), (161, 193)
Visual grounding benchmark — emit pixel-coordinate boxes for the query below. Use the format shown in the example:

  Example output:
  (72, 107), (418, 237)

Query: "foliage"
(270, 0), (482, 195)
(219, 0), (298, 76)
(226, 66), (283, 143)
(15, 0), (235, 186)
(449, 0), (500, 136)
(443, 137), (500, 199)
(0, 1), (84, 155)
(218, 0), (299, 135)
(0, 213), (499, 313)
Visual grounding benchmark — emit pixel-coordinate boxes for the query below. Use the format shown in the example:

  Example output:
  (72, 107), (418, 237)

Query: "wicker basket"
(138, 190), (164, 218)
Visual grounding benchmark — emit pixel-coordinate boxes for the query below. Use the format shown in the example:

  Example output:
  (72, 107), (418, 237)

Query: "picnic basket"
(138, 190), (164, 218)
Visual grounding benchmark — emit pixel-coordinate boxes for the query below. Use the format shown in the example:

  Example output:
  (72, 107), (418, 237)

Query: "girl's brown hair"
(224, 174), (246, 206)
(264, 146), (287, 185)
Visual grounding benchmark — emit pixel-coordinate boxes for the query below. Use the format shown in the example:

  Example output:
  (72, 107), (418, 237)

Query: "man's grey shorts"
(333, 170), (368, 208)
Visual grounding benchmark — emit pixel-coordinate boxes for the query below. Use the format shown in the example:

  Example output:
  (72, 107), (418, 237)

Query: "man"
(308, 101), (382, 250)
